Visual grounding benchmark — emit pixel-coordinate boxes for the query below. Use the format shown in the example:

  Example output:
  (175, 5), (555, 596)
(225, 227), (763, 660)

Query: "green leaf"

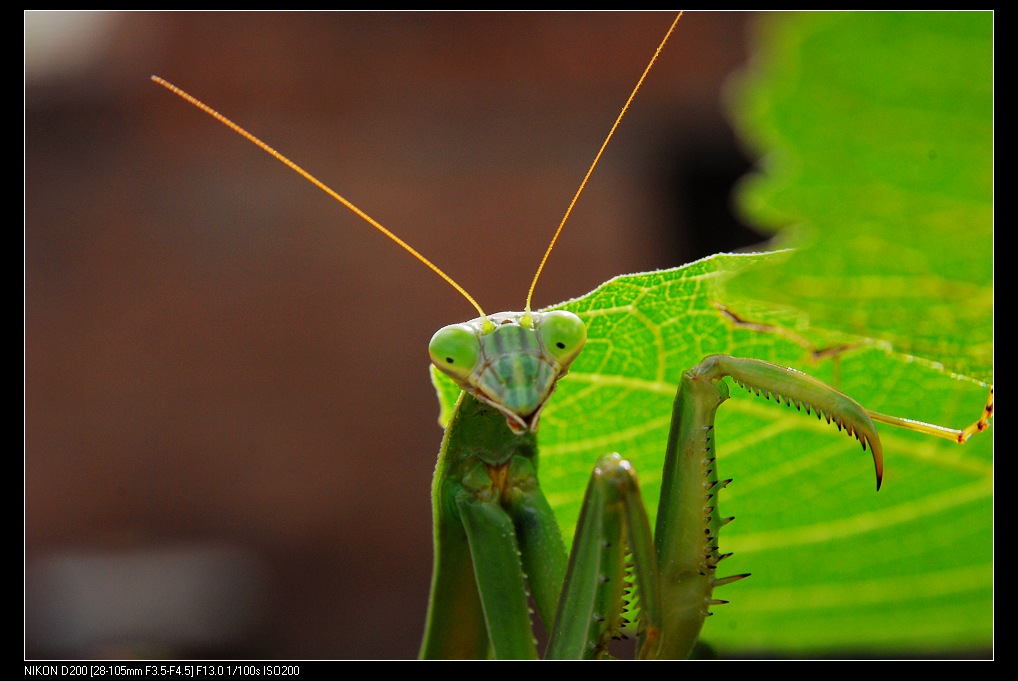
(432, 12), (992, 657)
(726, 11), (993, 384)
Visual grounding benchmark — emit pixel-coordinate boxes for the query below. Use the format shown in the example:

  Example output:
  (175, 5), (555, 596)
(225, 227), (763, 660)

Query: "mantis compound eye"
(536, 310), (586, 369)
(429, 323), (482, 382)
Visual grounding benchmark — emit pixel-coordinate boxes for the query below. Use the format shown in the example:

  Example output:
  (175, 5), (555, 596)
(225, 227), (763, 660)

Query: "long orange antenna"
(151, 75), (488, 320)
(524, 11), (683, 315)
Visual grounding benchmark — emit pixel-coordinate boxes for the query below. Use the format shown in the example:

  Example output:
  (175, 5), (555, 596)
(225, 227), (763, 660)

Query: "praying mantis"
(154, 12), (992, 658)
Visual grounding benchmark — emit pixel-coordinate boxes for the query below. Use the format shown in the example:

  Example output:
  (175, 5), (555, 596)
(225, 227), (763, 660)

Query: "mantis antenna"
(524, 11), (683, 318)
(153, 12), (683, 331)
(150, 75), (488, 321)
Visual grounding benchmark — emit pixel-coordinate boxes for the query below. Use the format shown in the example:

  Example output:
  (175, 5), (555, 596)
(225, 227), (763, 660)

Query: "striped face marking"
(429, 310), (586, 433)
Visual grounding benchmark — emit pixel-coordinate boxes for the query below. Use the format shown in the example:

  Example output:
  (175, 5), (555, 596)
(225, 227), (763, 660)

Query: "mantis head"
(429, 310), (586, 434)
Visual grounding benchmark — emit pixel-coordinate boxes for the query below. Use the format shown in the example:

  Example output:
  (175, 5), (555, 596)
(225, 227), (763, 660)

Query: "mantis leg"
(454, 456), (570, 659)
(546, 452), (663, 659)
(544, 362), (732, 659)
(653, 354), (883, 657)
(456, 495), (540, 659)
(419, 392), (567, 660)
(548, 354), (883, 659)
(418, 486), (489, 659)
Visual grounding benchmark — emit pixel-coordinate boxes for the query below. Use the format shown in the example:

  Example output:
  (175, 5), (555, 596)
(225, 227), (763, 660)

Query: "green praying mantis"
(155, 12), (993, 659)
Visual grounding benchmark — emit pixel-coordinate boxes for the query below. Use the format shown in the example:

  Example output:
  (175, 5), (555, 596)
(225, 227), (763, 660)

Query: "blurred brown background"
(25, 11), (759, 659)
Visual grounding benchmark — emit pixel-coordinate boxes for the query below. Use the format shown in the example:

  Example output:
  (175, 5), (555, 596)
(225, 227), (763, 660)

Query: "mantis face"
(428, 310), (586, 434)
